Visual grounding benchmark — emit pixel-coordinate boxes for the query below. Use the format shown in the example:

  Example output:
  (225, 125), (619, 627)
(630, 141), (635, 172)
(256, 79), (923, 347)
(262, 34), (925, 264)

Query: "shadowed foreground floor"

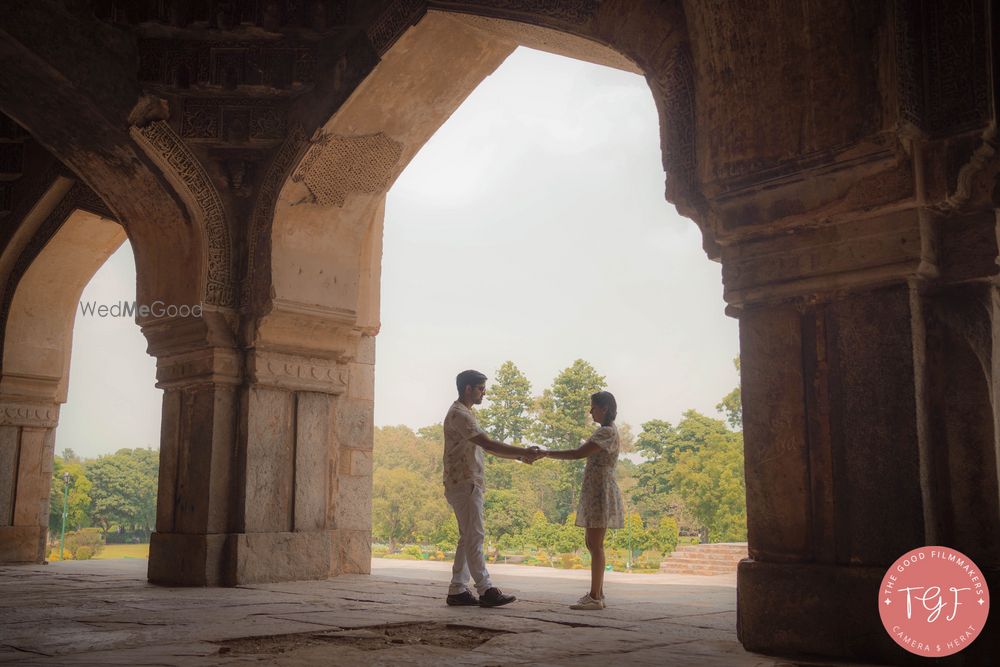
(0, 558), (880, 666)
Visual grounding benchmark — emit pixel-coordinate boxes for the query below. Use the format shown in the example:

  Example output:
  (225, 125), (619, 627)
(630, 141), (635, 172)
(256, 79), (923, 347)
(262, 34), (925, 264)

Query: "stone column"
(146, 307), (374, 585)
(0, 398), (58, 562)
(145, 314), (243, 585)
(726, 206), (1000, 662)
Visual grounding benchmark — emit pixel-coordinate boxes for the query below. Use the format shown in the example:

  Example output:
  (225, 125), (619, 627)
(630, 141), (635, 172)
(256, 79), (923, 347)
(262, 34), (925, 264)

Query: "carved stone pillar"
(727, 205), (1000, 662)
(145, 314), (242, 585)
(0, 398), (58, 562)
(145, 305), (373, 585)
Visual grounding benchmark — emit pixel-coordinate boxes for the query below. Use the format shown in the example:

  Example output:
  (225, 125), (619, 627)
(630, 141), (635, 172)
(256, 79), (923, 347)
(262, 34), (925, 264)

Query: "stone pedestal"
(0, 401), (58, 563)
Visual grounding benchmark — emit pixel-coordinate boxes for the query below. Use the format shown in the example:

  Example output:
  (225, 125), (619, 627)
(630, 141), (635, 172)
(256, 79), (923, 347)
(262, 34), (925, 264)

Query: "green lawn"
(93, 543), (149, 559)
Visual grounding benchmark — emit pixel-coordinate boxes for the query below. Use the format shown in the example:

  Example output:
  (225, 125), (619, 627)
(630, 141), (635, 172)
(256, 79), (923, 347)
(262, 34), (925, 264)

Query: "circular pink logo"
(879, 546), (990, 657)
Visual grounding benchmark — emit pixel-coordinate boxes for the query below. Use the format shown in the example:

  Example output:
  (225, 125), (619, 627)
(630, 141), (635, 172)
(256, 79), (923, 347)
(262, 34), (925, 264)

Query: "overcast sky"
(57, 47), (739, 459)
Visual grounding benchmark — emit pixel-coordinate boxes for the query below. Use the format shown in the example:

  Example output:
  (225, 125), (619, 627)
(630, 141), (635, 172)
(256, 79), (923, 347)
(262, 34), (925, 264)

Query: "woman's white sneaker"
(569, 594), (604, 610)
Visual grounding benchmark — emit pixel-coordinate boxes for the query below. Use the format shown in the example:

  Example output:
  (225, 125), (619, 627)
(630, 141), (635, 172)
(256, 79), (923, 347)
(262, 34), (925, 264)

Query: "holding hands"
(519, 445), (547, 464)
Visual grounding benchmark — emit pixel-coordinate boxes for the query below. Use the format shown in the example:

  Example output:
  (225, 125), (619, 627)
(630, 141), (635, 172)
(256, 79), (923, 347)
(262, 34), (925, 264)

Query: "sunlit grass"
(93, 543), (149, 559)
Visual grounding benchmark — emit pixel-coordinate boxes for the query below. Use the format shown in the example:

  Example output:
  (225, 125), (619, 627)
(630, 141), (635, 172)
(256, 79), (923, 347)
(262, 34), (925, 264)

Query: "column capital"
(0, 399), (58, 428)
(246, 349), (348, 394)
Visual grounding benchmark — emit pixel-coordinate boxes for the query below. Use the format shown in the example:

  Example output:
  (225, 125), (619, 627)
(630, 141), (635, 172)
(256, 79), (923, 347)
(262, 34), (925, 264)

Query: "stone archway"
(239, 8), (696, 584)
(1, 1), (997, 663)
(0, 197), (127, 562)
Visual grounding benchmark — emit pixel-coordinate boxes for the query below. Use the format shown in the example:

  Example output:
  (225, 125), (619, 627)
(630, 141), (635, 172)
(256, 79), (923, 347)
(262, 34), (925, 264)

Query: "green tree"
(479, 361), (533, 444)
(531, 360), (607, 520)
(372, 467), (444, 550)
(484, 489), (532, 554)
(551, 511), (585, 554)
(648, 516), (680, 555)
(49, 456), (93, 534)
(608, 511), (651, 554)
(525, 510), (558, 554)
(87, 448), (158, 535)
(373, 425), (441, 478)
(716, 357), (742, 430)
(668, 420), (746, 542)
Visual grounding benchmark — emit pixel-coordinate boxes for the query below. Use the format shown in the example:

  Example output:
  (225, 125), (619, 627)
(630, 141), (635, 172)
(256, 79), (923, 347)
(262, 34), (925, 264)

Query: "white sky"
(56, 47), (739, 459)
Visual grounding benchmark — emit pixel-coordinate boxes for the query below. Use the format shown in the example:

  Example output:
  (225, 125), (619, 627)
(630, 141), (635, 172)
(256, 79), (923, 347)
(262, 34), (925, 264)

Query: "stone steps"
(659, 542), (747, 576)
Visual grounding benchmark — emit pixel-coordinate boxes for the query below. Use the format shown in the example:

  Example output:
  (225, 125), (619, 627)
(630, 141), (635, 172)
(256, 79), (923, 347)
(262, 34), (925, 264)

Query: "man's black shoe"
(479, 587), (516, 607)
(446, 591), (480, 606)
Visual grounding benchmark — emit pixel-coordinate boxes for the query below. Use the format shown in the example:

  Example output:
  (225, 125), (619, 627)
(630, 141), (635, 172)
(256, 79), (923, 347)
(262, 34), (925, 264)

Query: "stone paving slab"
(0, 559), (886, 666)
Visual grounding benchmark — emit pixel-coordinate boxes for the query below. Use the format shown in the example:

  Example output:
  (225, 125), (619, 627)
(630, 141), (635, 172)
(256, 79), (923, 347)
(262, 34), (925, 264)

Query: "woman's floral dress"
(575, 424), (624, 529)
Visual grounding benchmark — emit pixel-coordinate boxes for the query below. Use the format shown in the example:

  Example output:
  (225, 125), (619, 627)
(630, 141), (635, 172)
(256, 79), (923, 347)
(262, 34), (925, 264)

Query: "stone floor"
(0, 558), (882, 666)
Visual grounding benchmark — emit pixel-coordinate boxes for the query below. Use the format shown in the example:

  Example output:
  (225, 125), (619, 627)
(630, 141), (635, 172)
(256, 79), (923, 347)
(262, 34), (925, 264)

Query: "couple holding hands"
(442, 370), (624, 611)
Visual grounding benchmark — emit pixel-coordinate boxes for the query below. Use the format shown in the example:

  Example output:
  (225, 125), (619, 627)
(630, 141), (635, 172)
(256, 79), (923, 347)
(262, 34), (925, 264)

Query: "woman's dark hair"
(456, 369), (488, 397)
(590, 391), (617, 426)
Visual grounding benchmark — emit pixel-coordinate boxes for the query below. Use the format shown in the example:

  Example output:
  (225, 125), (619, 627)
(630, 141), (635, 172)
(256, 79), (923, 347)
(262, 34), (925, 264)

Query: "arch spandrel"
(1, 209), (127, 405)
(260, 6), (701, 353)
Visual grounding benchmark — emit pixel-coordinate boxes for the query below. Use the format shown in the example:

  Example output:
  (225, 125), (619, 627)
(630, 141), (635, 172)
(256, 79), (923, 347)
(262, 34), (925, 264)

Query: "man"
(443, 369), (541, 607)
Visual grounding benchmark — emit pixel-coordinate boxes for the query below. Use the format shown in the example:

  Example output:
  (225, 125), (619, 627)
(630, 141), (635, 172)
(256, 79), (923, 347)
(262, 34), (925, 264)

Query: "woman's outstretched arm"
(543, 440), (602, 460)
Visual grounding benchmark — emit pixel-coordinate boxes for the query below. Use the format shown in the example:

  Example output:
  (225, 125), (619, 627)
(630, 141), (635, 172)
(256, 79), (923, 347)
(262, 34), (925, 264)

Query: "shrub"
(401, 544), (424, 560)
(558, 553), (582, 569)
(371, 544), (390, 557)
(64, 528), (104, 560)
(650, 517), (680, 556)
(637, 549), (663, 570)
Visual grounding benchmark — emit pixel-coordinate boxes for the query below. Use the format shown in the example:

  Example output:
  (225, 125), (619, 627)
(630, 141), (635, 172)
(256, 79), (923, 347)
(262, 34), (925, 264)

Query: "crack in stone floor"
(216, 622), (511, 656)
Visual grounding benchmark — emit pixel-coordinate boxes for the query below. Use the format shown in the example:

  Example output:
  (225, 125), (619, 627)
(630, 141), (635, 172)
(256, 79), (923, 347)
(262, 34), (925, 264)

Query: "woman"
(537, 391), (624, 610)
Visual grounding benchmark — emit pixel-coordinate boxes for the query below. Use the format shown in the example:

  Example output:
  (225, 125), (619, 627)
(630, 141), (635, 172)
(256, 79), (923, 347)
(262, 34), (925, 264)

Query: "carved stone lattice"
(132, 121), (234, 307)
(367, 0), (427, 55)
(292, 133), (403, 207)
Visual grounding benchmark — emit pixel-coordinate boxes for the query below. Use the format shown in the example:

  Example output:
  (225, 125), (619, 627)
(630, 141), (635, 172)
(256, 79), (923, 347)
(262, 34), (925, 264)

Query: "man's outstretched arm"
(471, 433), (533, 460)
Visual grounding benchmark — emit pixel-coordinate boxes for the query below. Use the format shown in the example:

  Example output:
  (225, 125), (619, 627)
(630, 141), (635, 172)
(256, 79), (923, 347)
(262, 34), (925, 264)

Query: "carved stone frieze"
(654, 45), (697, 207)
(247, 350), (349, 394)
(180, 98), (288, 142)
(292, 133), (404, 207)
(922, 0), (990, 134)
(139, 39), (319, 88)
(131, 121), (235, 307)
(0, 401), (58, 428)
(721, 209), (928, 307)
(367, 0), (427, 56)
(429, 0), (600, 25)
(155, 347), (242, 389)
